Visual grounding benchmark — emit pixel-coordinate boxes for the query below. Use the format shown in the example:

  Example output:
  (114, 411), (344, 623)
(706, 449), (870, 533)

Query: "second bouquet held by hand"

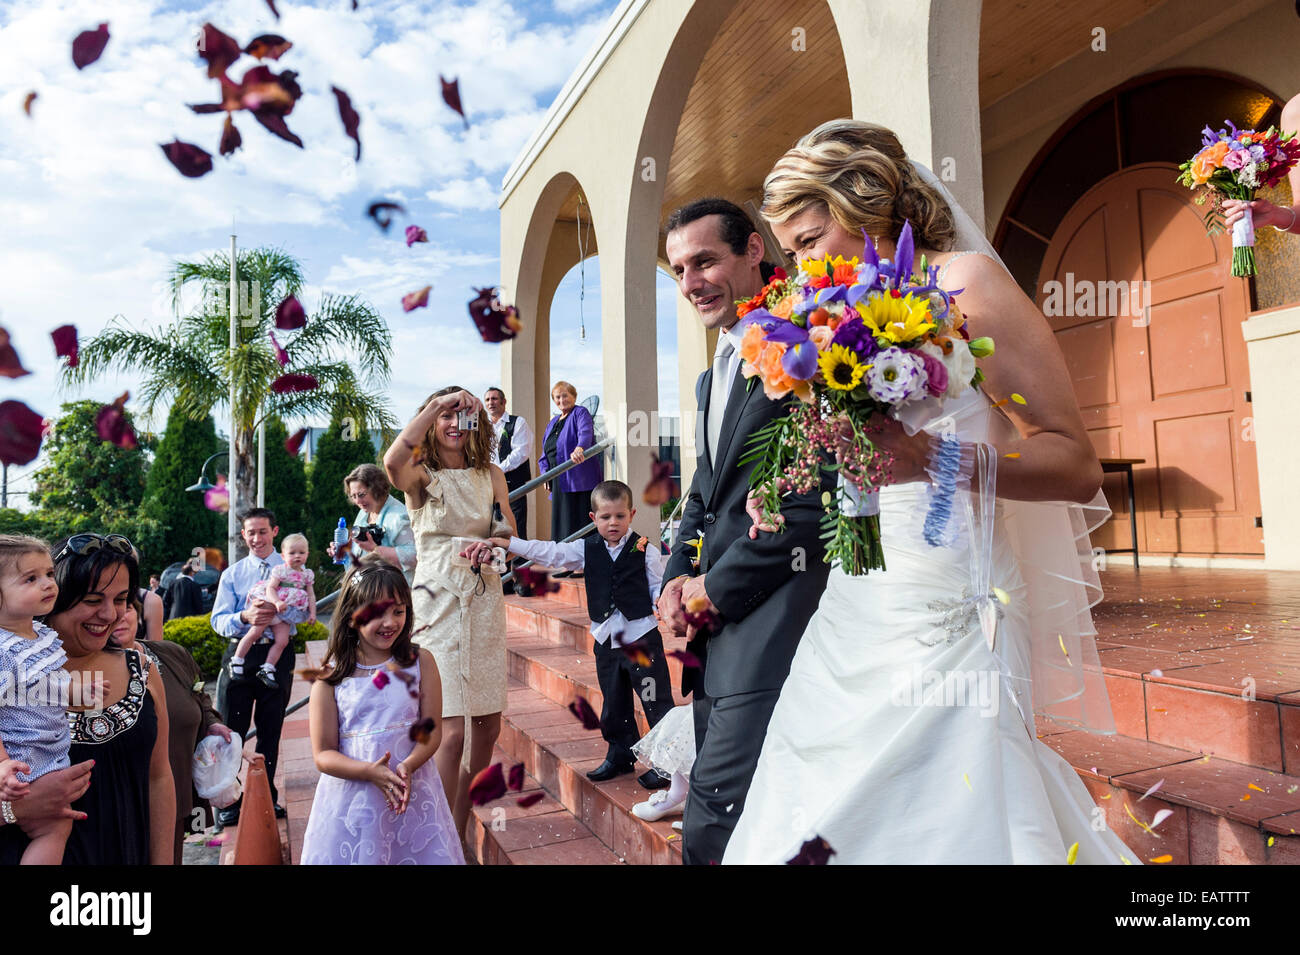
(736, 220), (994, 575)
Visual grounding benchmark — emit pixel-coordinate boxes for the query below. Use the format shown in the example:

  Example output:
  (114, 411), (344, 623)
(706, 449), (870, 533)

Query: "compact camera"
(457, 410), (479, 431)
(353, 523), (386, 545)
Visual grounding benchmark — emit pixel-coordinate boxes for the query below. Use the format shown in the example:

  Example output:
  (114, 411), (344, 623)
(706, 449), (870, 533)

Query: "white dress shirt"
(492, 413), (534, 474)
(507, 532), (665, 646)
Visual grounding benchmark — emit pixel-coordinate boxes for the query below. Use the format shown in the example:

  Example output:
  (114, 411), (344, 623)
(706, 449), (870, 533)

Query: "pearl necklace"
(354, 656), (393, 670)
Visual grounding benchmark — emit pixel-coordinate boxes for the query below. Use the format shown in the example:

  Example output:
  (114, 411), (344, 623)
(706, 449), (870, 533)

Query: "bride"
(722, 120), (1138, 865)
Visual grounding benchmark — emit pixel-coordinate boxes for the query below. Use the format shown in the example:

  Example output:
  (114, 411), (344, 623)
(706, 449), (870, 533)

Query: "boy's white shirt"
(508, 532), (665, 646)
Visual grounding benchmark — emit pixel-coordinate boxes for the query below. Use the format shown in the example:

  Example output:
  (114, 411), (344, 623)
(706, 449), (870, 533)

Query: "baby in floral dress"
(232, 533), (316, 689)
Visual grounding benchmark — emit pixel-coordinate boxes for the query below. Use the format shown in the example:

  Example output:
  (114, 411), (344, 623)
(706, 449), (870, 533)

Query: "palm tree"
(64, 246), (397, 558)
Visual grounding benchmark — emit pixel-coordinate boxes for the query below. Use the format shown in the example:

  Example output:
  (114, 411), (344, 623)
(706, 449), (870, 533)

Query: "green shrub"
(163, 614), (329, 680)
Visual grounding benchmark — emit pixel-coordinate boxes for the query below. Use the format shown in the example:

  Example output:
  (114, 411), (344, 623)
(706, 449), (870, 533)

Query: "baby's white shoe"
(631, 789), (685, 822)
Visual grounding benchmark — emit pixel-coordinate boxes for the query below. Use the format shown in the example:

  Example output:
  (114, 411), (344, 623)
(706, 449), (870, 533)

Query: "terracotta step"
(504, 595), (594, 652)
(499, 679), (684, 865)
(467, 746), (624, 865)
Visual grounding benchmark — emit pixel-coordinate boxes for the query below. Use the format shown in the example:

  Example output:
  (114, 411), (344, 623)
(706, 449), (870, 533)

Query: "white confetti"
(1138, 779), (1165, 802)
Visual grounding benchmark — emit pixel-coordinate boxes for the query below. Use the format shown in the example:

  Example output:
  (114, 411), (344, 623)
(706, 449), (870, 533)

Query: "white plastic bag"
(192, 731), (243, 808)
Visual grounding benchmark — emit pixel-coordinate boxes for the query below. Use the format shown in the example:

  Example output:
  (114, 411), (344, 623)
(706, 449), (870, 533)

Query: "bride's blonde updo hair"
(761, 119), (956, 252)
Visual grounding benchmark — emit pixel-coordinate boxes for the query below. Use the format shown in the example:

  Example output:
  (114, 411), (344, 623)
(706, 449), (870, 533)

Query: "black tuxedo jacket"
(664, 357), (833, 699)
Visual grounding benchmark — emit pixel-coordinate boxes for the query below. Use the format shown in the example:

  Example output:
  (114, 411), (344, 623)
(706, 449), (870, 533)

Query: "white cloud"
(425, 176), (498, 210)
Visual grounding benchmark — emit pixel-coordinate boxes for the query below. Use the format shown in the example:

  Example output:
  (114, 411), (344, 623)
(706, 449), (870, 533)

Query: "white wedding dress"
(723, 382), (1139, 865)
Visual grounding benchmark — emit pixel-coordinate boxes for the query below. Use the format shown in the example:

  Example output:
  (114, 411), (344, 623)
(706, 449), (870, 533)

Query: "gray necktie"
(259, 561), (270, 581)
(707, 335), (735, 464)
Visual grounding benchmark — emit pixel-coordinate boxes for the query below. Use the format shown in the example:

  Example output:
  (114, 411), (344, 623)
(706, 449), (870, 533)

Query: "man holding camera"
(327, 463), (418, 582)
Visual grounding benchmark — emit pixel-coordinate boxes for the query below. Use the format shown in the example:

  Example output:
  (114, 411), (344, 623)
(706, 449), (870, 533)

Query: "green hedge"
(163, 614), (329, 680)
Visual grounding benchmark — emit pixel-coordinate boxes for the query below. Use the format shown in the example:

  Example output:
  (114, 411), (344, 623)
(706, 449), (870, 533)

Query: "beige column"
(827, 0), (986, 228)
(1243, 306), (1300, 569)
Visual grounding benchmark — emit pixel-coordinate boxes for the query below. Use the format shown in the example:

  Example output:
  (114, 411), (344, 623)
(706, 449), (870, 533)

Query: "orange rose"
(770, 298), (794, 320)
(739, 322), (767, 366)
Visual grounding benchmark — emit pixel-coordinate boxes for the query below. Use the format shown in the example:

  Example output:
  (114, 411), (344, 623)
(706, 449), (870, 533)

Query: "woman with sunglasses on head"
(0, 534), (175, 864)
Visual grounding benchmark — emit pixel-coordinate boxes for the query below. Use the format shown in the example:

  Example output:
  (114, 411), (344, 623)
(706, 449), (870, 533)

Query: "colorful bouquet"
(1176, 120), (1300, 276)
(737, 222), (993, 575)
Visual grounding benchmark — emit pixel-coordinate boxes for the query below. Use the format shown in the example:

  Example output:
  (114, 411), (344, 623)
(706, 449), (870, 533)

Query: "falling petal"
(251, 109), (303, 148)
(642, 452), (679, 506)
(1100, 792), (1112, 800)
(0, 400), (45, 466)
(22, 92), (36, 117)
(1123, 801), (1157, 836)
(1149, 854), (1173, 864)
(244, 34), (293, 60)
(204, 475), (230, 513)
(1120, 855), (1133, 865)
(270, 372), (318, 394)
(269, 330), (290, 366)
(468, 762), (506, 805)
(0, 329), (31, 379)
(682, 595), (720, 635)
(408, 716), (436, 744)
(1248, 783), (1265, 792)
(160, 140), (213, 178)
(1151, 809), (1173, 830)
(264, 0), (280, 19)
(467, 287), (523, 342)
(366, 200), (405, 232)
(1138, 779), (1164, 802)
(371, 670), (389, 690)
(384, 661), (418, 697)
(440, 75), (467, 126)
(567, 695), (600, 731)
(219, 116), (242, 157)
(284, 427), (308, 456)
(95, 392), (138, 448)
(1011, 393), (1027, 404)
(962, 772), (973, 792)
(507, 762), (524, 792)
(72, 23), (110, 70)
(297, 665), (330, 682)
(516, 792), (544, 808)
(1241, 794), (1252, 801)
(992, 587), (1010, 605)
(274, 296), (306, 330)
(786, 835), (835, 865)
(196, 23), (242, 78)
(1268, 836), (1276, 847)
(667, 649), (702, 670)
(513, 565), (560, 598)
(349, 599), (394, 629)
(402, 286), (432, 313)
(50, 325), (78, 367)
(616, 638), (653, 668)
(1058, 633), (1072, 666)
(331, 86), (361, 161)
(1066, 842), (1079, 865)
(1003, 452), (1020, 459)
(405, 225), (428, 247)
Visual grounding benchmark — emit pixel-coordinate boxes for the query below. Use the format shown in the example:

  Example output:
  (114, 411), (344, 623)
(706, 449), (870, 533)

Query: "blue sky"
(0, 0), (684, 502)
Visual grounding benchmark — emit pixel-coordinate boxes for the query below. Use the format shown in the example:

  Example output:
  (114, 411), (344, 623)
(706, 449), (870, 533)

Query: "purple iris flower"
(761, 320), (819, 379)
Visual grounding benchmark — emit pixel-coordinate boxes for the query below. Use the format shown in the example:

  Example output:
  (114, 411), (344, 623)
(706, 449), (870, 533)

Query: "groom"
(659, 198), (833, 865)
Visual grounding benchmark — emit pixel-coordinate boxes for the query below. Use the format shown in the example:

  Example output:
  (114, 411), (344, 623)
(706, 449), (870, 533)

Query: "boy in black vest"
(492, 480), (674, 789)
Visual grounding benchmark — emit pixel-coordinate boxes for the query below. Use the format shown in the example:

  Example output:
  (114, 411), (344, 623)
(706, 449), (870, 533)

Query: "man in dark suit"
(166, 559), (206, 620)
(659, 198), (833, 865)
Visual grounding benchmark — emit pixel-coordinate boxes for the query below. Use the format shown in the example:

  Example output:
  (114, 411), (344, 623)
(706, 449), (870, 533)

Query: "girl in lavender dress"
(301, 558), (463, 865)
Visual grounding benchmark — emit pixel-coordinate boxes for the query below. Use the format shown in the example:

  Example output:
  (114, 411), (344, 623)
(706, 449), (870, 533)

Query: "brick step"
(499, 678), (684, 865)
(467, 746), (624, 864)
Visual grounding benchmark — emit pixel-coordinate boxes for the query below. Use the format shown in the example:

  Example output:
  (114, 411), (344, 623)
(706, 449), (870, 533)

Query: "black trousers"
(592, 628), (675, 765)
(682, 688), (782, 866)
(216, 639), (295, 805)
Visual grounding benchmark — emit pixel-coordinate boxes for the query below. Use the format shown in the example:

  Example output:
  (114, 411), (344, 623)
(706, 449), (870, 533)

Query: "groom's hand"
(657, 575), (689, 636)
(681, 575), (717, 617)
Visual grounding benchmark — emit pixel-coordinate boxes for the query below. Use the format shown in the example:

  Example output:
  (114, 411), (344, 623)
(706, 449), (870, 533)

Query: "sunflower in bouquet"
(737, 222), (993, 575)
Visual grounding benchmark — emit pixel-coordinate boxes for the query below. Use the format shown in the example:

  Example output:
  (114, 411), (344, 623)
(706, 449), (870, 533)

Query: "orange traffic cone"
(232, 754), (284, 865)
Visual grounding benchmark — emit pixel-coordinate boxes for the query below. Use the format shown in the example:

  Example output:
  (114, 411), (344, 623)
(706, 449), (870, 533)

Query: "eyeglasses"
(53, 533), (134, 564)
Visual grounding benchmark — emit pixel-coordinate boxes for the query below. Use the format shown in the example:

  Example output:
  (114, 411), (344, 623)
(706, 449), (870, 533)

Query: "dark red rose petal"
(468, 762), (506, 806)
(219, 116), (242, 157)
(409, 716), (437, 744)
(251, 109), (303, 148)
(787, 835), (836, 865)
(516, 792), (544, 808)
(268, 330), (289, 366)
(567, 696), (600, 731)
(0, 400), (45, 466)
(402, 286), (431, 313)
(642, 452), (678, 506)
(0, 328), (32, 379)
(72, 23), (110, 70)
(667, 649), (702, 670)
(264, 0), (280, 20)
(284, 427), (308, 456)
(683, 597), (720, 634)
(296, 665), (330, 683)
(51, 324), (78, 367)
(405, 225), (428, 247)
(331, 85), (361, 161)
(513, 565), (559, 598)
(507, 762), (524, 792)
(160, 139), (213, 178)
(366, 200), (405, 232)
(467, 287), (522, 343)
(22, 92), (36, 117)
(349, 599), (394, 629)
(244, 34), (292, 60)
(616, 638), (653, 668)
(95, 392), (138, 449)
(440, 75), (467, 127)
(196, 23), (242, 79)
(274, 296), (306, 330)
(270, 372), (318, 394)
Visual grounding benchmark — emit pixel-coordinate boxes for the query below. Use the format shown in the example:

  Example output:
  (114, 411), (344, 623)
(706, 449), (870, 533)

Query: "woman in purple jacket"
(538, 381), (604, 563)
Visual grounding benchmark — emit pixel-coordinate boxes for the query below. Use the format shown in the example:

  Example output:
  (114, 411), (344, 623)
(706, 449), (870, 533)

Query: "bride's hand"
(745, 490), (783, 540)
(860, 415), (929, 486)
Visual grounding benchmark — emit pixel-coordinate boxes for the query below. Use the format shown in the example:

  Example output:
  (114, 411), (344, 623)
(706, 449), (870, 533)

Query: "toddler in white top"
(231, 533), (316, 689)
